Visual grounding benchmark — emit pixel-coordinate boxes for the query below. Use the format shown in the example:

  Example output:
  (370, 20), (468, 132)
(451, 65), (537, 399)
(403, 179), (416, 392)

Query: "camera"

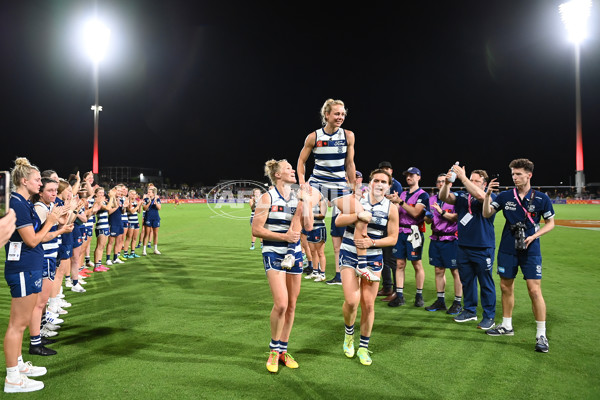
(510, 221), (527, 251)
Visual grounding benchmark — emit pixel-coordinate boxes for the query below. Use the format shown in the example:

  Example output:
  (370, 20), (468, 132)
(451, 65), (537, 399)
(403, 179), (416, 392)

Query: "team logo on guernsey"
(271, 205), (285, 212)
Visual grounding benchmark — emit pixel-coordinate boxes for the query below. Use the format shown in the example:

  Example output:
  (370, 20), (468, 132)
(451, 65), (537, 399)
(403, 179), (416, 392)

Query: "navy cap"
(378, 161), (393, 169)
(403, 167), (421, 176)
(355, 171), (362, 178)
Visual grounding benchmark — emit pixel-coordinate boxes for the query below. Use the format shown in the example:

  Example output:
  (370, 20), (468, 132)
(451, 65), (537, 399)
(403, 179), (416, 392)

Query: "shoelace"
(267, 351), (279, 365)
(281, 353), (295, 364)
(19, 361), (33, 373)
(357, 348), (373, 359)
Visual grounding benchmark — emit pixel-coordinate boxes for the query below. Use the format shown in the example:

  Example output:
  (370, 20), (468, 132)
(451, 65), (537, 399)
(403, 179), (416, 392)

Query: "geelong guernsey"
(34, 202), (59, 259)
(309, 128), (347, 187)
(261, 187), (301, 256)
(341, 196), (391, 260)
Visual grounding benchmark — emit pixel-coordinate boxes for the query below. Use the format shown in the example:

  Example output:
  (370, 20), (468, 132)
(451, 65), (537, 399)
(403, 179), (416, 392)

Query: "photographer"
(482, 158), (555, 353)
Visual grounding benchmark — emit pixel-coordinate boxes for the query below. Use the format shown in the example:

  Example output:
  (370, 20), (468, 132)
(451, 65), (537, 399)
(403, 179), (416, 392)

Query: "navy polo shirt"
(454, 191), (496, 248)
(4, 192), (44, 273)
(492, 189), (554, 256)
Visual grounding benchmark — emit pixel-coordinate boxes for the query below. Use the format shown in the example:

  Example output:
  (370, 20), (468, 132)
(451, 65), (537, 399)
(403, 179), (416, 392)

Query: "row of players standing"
(251, 98), (556, 374)
(1, 159), (163, 393)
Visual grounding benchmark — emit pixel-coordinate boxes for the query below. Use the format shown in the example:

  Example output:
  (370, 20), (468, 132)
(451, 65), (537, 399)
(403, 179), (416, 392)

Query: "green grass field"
(1, 203), (599, 399)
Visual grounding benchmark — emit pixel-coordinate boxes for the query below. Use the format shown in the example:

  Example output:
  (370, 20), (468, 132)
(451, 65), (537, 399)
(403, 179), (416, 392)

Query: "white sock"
(502, 317), (513, 330)
(48, 297), (58, 312)
(536, 321), (546, 338)
(6, 366), (20, 382)
(154, 245), (158, 251)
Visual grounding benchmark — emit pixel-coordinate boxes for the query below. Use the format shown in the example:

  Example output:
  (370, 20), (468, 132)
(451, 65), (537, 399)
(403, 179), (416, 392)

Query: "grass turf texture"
(1, 203), (599, 399)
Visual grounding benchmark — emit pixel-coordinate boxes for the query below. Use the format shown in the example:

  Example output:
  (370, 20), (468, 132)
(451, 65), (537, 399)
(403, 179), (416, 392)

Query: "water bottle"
(448, 161), (459, 183)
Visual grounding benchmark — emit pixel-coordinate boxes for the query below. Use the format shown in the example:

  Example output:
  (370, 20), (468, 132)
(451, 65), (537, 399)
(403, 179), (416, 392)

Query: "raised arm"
(344, 130), (357, 188)
(482, 178), (499, 218)
(297, 131), (316, 186)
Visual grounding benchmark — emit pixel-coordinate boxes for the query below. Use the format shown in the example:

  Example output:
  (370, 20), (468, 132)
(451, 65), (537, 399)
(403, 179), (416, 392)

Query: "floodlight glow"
(84, 20), (111, 63)
(559, 0), (592, 44)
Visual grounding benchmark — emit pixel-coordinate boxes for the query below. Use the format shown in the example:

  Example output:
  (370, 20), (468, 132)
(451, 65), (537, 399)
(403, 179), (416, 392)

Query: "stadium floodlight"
(83, 18), (110, 175)
(559, 0), (592, 198)
(84, 19), (111, 63)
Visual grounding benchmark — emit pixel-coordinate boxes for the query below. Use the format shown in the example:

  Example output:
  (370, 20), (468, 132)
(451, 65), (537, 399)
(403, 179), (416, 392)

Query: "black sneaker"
(302, 266), (313, 275)
(425, 299), (446, 312)
(40, 337), (57, 345)
(414, 295), (425, 307)
(325, 278), (342, 285)
(446, 301), (463, 315)
(535, 336), (549, 353)
(388, 295), (405, 307)
(29, 345), (57, 356)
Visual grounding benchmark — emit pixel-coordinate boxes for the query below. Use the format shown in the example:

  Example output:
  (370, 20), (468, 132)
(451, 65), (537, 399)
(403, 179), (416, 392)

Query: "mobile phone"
(0, 171), (9, 217)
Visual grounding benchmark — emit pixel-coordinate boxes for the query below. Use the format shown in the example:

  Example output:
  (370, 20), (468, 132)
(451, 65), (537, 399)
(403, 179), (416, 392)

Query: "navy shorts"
(42, 258), (57, 281)
(262, 252), (303, 275)
(110, 223), (124, 236)
(58, 244), (73, 260)
(339, 249), (384, 272)
(128, 222), (140, 230)
(392, 231), (423, 261)
(144, 219), (160, 228)
(306, 226), (326, 243)
(497, 251), (543, 280)
(330, 214), (346, 237)
(96, 227), (110, 237)
(122, 220), (129, 229)
(72, 234), (84, 249)
(4, 269), (43, 298)
(428, 240), (458, 269)
(85, 226), (93, 237)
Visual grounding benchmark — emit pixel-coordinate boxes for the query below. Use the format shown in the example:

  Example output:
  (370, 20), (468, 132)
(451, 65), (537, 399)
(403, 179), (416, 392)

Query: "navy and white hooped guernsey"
(261, 187), (301, 257)
(95, 203), (109, 231)
(128, 200), (140, 225)
(308, 128), (348, 188)
(34, 202), (59, 260)
(340, 196), (391, 260)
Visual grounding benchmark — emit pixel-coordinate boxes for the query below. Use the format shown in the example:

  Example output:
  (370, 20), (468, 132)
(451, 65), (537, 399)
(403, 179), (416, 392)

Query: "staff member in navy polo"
(439, 165), (497, 330)
(483, 158), (554, 353)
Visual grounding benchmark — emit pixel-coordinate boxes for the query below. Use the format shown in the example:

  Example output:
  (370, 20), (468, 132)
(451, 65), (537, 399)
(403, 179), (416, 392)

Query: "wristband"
(441, 210), (446, 216)
(399, 200), (405, 206)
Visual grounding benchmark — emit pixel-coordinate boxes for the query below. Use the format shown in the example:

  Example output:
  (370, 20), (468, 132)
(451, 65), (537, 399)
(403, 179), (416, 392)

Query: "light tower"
(84, 19), (110, 174)
(559, 0), (592, 198)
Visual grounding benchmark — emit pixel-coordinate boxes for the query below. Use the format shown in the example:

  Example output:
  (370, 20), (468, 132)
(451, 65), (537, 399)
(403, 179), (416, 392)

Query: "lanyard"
(513, 188), (535, 225)
(467, 194), (472, 215)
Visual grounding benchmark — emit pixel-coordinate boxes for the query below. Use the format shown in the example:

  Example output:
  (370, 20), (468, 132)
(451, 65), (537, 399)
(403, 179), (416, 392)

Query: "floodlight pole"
(573, 43), (585, 198)
(92, 62), (101, 175)
(559, 0), (591, 199)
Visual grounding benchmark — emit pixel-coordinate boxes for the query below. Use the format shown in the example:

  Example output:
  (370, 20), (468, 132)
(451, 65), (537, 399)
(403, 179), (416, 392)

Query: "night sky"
(1, 0), (599, 188)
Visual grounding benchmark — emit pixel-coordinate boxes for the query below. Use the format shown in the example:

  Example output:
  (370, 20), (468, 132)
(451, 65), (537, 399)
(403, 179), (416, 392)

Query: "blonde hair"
(320, 98), (346, 125)
(11, 157), (39, 189)
(58, 179), (71, 195)
(264, 159), (287, 185)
